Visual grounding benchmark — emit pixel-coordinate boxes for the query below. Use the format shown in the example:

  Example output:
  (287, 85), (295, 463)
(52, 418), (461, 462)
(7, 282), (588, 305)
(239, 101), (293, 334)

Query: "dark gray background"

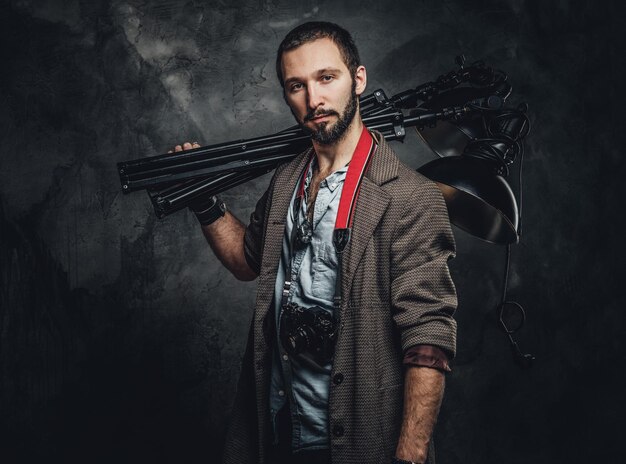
(1, 0), (623, 463)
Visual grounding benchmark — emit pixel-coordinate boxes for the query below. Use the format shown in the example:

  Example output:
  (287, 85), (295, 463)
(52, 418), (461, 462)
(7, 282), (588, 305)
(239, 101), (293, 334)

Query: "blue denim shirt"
(270, 157), (348, 451)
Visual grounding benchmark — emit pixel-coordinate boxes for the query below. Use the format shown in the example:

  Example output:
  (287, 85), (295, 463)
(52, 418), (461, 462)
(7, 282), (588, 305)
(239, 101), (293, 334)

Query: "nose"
(306, 84), (323, 111)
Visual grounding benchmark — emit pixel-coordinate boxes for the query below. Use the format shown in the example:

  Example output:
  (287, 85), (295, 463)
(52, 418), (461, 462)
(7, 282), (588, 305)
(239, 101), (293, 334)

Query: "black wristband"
(392, 458), (418, 464)
(192, 195), (227, 226)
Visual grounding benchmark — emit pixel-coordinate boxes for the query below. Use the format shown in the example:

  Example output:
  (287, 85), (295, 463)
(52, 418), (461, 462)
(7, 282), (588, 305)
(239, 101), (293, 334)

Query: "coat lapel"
(339, 134), (399, 308)
(254, 148), (313, 323)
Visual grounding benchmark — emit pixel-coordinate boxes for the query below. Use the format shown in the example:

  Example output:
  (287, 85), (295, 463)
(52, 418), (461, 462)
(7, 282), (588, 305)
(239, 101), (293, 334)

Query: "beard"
(295, 82), (359, 146)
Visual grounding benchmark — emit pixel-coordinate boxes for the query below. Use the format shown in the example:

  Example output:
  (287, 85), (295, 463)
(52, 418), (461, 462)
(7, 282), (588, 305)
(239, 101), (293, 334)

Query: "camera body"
(279, 302), (337, 364)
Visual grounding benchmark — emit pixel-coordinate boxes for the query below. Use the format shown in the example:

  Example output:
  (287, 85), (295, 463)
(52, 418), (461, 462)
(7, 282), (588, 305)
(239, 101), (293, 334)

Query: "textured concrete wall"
(0, 1), (623, 463)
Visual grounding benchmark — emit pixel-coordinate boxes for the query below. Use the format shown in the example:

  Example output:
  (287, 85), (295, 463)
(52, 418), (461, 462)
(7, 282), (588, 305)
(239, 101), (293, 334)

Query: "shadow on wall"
(0, 200), (225, 463)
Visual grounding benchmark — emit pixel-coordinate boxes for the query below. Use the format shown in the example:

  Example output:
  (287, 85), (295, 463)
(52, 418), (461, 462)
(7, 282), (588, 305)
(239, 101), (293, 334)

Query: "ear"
(354, 65), (367, 96)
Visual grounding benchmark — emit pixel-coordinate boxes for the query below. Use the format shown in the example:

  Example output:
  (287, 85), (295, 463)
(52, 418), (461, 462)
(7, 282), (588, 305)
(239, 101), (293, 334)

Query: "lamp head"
(418, 156), (519, 244)
(414, 81), (527, 245)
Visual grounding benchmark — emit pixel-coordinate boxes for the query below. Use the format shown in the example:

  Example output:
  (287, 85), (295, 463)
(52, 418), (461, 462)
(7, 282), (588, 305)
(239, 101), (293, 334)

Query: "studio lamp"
(413, 76), (533, 367)
(416, 93), (529, 245)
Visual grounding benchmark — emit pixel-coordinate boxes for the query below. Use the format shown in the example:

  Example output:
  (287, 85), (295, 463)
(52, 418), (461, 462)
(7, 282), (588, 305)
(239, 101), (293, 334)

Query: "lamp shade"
(415, 87), (491, 158)
(416, 118), (482, 158)
(418, 156), (519, 244)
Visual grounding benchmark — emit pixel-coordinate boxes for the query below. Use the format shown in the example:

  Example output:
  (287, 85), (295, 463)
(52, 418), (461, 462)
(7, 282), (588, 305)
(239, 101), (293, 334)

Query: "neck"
(312, 116), (364, 173)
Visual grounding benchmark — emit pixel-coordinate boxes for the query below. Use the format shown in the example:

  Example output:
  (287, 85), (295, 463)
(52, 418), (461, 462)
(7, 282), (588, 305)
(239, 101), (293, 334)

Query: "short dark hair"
(275, 21), (361, 87)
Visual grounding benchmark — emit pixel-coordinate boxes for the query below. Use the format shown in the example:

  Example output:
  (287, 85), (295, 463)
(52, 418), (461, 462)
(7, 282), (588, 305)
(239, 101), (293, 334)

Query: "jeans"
(268, 404), (331, 464)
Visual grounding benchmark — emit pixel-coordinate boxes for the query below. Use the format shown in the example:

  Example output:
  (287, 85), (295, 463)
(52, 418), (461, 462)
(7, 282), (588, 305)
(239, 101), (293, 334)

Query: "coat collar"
(364, 131), (400, 186)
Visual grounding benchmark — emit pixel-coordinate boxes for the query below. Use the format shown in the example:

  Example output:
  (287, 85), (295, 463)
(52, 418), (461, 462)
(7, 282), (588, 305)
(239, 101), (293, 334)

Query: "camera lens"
(288, 326), (313, 354)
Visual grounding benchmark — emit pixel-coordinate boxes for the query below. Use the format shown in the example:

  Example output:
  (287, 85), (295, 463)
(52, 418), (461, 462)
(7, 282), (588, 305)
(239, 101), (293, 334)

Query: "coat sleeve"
(243, 165), (285, 276)
(243, 188), (270, 276)
(390, 179), (458, 359)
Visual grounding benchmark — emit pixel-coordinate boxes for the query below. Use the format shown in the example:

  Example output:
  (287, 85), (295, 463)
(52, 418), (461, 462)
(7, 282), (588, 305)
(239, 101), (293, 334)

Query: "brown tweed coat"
(223, 132), (457, 464)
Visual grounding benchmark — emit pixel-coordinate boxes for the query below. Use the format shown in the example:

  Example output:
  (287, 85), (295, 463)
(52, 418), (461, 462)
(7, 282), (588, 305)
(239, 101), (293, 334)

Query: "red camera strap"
(287, 126), (376, 310)
(296, 126), (376, 251)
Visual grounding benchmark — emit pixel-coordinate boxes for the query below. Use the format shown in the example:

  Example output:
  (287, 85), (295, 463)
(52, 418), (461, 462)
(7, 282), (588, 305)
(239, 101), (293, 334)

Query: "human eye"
(321, 75), (334, 82)
(289, 82), (303, 92)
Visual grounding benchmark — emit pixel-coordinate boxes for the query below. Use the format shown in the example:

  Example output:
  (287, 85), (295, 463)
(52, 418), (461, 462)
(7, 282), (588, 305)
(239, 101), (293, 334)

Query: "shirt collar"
(304, 156), (349, 193)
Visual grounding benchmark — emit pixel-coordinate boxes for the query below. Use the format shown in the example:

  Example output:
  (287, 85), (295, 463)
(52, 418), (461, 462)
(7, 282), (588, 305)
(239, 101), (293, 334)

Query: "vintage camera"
(279, 302), (337, 364)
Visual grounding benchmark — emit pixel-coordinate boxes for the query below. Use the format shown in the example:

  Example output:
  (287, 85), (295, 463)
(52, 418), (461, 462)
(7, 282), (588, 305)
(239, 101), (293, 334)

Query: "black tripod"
(117, 59), (510, 218)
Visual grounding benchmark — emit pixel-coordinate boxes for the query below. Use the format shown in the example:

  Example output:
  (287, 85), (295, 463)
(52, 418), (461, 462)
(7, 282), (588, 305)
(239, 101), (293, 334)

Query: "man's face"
(280, 38), (366, 145)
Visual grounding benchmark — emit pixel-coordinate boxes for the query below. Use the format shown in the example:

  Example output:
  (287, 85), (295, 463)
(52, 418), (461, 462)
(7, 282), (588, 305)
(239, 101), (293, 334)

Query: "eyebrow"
(317, 67), (343, 76)
(283, 67), (345, 86)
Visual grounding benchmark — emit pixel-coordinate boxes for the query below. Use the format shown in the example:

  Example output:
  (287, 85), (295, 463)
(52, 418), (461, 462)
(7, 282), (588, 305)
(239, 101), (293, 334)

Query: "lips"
(305, 110), (338, 123)
(311, 115), (332, 122)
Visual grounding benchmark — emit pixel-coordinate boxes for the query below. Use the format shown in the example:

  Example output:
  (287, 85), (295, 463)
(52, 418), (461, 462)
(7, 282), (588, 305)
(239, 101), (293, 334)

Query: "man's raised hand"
(168, 141), (200, 153)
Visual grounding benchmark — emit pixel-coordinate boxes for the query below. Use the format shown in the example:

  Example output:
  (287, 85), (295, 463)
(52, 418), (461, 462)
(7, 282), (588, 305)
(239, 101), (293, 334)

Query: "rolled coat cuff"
(403, 344), (451, 372)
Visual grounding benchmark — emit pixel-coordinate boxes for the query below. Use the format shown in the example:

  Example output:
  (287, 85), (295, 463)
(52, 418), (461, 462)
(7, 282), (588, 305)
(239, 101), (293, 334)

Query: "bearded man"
(173, 21), (457, 464)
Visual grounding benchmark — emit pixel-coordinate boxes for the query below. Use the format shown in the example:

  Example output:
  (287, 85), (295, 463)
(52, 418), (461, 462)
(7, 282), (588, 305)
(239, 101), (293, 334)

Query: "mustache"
(304, 109), (339, 122)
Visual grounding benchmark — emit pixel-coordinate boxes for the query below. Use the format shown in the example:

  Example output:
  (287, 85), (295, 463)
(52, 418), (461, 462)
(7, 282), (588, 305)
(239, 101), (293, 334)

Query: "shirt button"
(333, 373), (344, 385)
(282, 354), (289, 361)
(278, 390), (285, 397)
(332, 423), (344, 437)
